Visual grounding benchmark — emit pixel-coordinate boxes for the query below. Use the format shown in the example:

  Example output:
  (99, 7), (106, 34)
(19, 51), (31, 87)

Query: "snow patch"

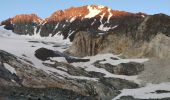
(4, 63), (16, 74)
(57, 66), (68, 72)
(100, 13), (105, 23)
(70, 17), (76, 23)
(33, 26), (41, 39)
(50, 57), (67, 63)
(43, 60), (55, 65)
(98, 5), (105, 9)
(33, 26), (37, 35)
(98, 33), (105, 35)
(54, 23), (59, 29)
(41, 21), (46, 26)
(98, 24), (111, 31)
(68, 30), (75, 37)
(54, 31), (61, 36)
(107, 8), (113, 23)
(112, 25), (118, 29)
(85, 6), (101, 18)
(62, 24), (66, 28)
(98, 25), (118, 31)
(141, 14), (145, 18)
(91, 19), (96, 25)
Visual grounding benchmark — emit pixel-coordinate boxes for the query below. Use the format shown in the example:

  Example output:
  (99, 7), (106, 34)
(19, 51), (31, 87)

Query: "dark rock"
(94, 62), (116, 73)
(155, 90), (170, 94)
(35, 48), (56, 61)
(94, 61), (144, 76)
(110, 57), (119, 60)
(35, 48), (90, 63)
(99, 77), (139, 90)
(0, 86), (93, 100)
(114, 62), (144, 75)
(117, 96), (136, 100)
(88, 71), (105, 78)
(137, 14), (170, 41)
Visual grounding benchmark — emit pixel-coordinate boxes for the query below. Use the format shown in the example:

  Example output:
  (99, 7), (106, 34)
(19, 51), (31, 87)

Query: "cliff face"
(65, 14), (170, 58)
(1, 14), (42, 35)
(1, 5), (146, 41)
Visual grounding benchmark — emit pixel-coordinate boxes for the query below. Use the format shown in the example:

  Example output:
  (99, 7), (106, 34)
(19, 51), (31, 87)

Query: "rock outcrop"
(65, 31), (133, 57)
(66, 14), (170, 58)
(1, 14), (42, 35)
(93, 61), (144, 76)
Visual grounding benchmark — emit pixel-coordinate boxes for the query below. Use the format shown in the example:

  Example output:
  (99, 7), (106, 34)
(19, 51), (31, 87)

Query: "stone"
(35, 48), (90, 63)
(93, 61), (144, 76)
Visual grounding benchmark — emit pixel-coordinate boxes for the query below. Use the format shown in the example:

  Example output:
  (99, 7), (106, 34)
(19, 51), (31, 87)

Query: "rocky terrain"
(0, 30), (145, 100)
(0, 5), (170, 100)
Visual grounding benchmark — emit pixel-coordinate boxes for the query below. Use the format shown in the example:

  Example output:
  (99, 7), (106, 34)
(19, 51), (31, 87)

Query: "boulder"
(35, 48), (90, 63)
(93, 61), (144, 76)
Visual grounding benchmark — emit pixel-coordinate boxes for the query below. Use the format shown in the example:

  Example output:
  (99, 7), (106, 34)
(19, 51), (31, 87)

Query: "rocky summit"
(0, 5), (170, 100)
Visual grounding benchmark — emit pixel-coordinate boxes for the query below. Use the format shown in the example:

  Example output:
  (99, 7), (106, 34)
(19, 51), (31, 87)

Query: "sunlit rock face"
(1, 14), (42, 35)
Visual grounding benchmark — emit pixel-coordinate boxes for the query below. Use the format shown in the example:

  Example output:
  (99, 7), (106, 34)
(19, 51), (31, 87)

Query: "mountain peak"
(1, 5), (149, 40)
(44, 5), (144, 23)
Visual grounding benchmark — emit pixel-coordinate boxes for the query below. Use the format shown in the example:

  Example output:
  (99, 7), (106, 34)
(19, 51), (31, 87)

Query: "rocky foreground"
(0, 48), (141, 100)
(0, 5), (170, 100)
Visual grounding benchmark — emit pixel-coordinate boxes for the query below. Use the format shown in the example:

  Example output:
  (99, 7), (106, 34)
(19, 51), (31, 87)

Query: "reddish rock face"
(12, 14), (42, 24)
(44, 6), (89, 22)
(1, 18), (13, 30)
(44, 5), (144, 23)
(1, 14), (42, 35)
(1, 14), (42, 25)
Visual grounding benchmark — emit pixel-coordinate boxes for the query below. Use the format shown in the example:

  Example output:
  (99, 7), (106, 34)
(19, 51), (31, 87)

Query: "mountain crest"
(0, 5), (149, 40)
(44, 5), (145, 23)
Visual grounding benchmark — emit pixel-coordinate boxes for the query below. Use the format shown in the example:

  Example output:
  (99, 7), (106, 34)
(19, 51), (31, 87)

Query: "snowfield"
(1, 27), (170, 99)
(0, 28), (147, 82)
(85, 5), (102, 18)
(113, 83), (170, 100)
